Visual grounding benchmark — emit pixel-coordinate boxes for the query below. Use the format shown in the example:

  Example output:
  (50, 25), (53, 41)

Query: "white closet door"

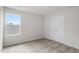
(52, 15), (64, 43)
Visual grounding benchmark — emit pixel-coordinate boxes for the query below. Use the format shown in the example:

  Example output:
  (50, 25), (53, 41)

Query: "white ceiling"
(7, 6), (70, 16)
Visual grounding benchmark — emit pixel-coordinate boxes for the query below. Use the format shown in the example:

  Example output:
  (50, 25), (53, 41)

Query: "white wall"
(44, 7), (79, 49)
(0, 7), (3, 50)
(4, 7), (43, 46)
(64, 7), (79, 49)
(4, 7), (79, 49)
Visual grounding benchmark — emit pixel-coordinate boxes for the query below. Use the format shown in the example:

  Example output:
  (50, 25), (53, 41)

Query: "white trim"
(5, 34), (21, 37)
(4, 12), (22, 37)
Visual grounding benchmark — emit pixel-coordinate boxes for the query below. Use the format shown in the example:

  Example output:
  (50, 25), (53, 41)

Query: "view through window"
(5, 13), (21, 36)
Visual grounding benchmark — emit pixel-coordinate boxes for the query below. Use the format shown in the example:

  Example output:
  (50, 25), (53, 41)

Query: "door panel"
(52, 15), (64, 43)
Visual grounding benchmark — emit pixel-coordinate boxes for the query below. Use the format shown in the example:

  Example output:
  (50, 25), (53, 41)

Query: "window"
(5, 12), (21, 36)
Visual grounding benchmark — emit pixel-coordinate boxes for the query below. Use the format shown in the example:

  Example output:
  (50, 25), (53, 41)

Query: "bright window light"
(5, 12), (21, 36)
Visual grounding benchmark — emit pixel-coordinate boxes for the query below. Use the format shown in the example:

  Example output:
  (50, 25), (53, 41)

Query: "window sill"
(5, 34), (21, 37)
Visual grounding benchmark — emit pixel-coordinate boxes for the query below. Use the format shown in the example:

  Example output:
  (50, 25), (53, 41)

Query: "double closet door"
(46, 15), (65, 43)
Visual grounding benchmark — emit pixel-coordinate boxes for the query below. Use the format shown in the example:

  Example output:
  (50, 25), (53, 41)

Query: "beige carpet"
(2, 38), (79, 53)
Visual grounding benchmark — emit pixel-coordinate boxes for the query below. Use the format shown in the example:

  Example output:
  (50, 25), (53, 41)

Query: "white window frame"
(4, 12), (21, 37)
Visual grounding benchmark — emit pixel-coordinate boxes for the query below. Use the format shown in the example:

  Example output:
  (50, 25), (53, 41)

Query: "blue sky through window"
(5, 13), (21, 25)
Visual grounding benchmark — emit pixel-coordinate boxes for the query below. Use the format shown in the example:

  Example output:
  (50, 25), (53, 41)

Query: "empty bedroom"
(0, 6), (79, 53)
